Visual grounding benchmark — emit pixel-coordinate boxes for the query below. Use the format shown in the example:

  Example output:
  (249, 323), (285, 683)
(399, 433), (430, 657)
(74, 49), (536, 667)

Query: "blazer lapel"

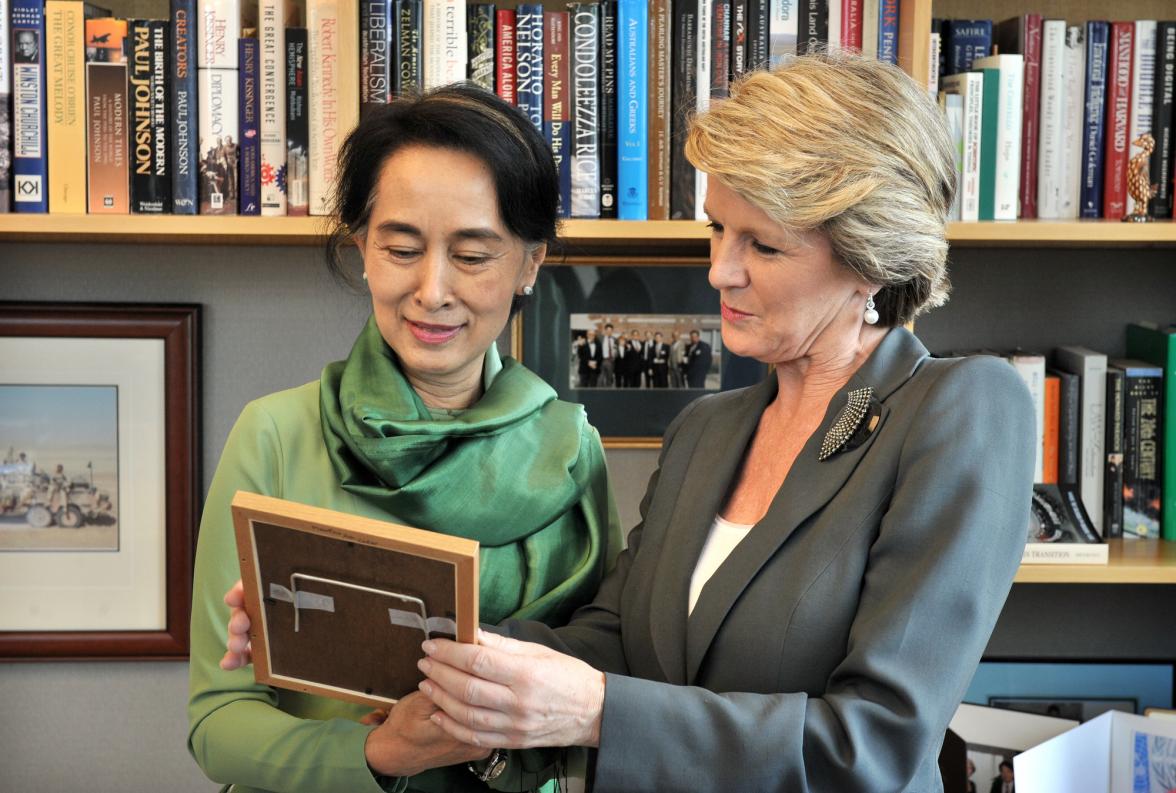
(684, 328), (929, 683)
(647, 377), (777, 685)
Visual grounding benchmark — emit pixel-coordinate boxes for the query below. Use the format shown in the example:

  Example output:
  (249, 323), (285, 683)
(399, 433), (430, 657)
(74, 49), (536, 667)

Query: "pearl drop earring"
(522, 285), (534, 296)
(863, 293), (879, 325)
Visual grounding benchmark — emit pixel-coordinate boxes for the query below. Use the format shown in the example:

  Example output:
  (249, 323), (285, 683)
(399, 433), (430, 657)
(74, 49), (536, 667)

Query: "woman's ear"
(523, 243), (546, 287)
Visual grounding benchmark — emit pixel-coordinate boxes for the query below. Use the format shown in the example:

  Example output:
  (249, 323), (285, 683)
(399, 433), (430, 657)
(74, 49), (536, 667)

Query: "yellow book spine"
(46, 0), (87, 214)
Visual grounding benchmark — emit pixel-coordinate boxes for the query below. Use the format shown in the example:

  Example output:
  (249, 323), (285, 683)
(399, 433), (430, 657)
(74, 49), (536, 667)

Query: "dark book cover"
(799, 0), (827, 55)
(1080, 20), (1108, 219)
(1050, 367), (1080, 487)
(1102, 22), (1133, 221)
(1029, 483), (1102, 545)
(599, 0), (618, 218)
(148, 19), (171, 213)
(669, 0), (698, 219)
(239, 36), (260, 215)
(544, 11), (570, 217)
(360, 0), (391, 117)
(569, 3), (600, 217)
(515, 4), (545, 135)
(994, 13), (1042, 219)
(11, 0), (48, 212)
(1114, 359), (1164, 538)
(877, 0), (899, 64)
(129, 19), (172, 213)
(746, 0), (769, 71)
(171, 0), (198, 213)
(467, 4), (495, 93)
(496, 8), (516, 104)
(932, 18), (946, 79)
(285, 26), (309, 216)
(711, 1), (731, 98)
(1149, 22), (1176, 218)
(394, 0), (422, 96)
(1104, 367), (1125, 538)
(730, 0), (747, 79)
(943, 19), (992, 76)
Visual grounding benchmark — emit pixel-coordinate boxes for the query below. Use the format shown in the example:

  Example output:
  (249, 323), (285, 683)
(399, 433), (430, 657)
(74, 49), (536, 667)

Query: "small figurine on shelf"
(1124, 133), (1158, 223)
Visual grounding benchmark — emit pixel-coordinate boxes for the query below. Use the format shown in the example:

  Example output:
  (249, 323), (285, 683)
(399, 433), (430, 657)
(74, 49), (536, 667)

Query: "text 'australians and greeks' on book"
(617, 0), (648, 220)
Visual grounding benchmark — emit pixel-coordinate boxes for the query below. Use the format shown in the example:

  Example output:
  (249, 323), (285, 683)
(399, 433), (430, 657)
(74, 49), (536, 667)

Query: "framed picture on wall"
(0, 303), (200, 659)
(515, 265), (768, 447)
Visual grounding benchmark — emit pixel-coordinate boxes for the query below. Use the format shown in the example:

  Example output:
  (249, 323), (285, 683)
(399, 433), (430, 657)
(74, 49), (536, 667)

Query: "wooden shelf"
(948, 220), (1176, 247)
(1015, 539), (1176, 585)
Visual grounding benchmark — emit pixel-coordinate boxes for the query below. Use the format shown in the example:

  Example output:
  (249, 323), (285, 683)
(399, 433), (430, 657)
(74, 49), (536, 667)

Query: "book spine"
(991, 57), (1024, 220)
(308, 0), (339, 215)
(1121, 370), (1163, 538)
(467, 4), (495, 93)
(1037, 20), (1065, 219)
(1059, 24), (1086, 219)
(495, 9), (516, 103)
(1125, 324), (1176, 542)
(861, 0), (877, 58)
(239, 37), (260, 215)
(977, 68), (999, 220)
(544, 11), (570, 218)
(1128, 21), (1156, 217)
(131, 20), (172, 214)
(943, 20), (991, 76)
(1103, 367), (1124, 538)
(45, 0), (85, 214)
(712, 1), (731, 97)
(197, 0), (240, 69)
(285, 27), (308, 216)
(1103, 22), (1133, 221)
(86, 18), (130, 215)
(618, 0), (647, 220)
(694, 0), (710, 218)
(843, 0), (862, 53)
(1080, 21), (1108, 219)
(1010, 356), (1045, 483)
(172, 0), (199, 214)
(1020, 15), (1042, 219)
(746, 0), (769, 70)
(423, 0), (465, 90)
(942, 73), (982, 222)
(360, 0), (390, 116)
(730, 0), (746, 79)
(1021, 542), (1108, 565)
(151, 20), (172, 214)
(648, 0), (670, 220)
(799, 0), (824, 55)
(198, 63), (238, 213)
(570, 4), (600, 218)
(876, 0), (897, 64)
(259, 0), (286, 215)
(670, 0), (697, 219)
(769, 0), (797, 66)
(0, 0), (10, 211)
(1043, 374), (1059, 484)
(827, 0), (840, 50)
(599, 0), (617, 218)
(12, 0), (48, 212)
(941, 93), (963, 220)
(515, 4), (544, 135)
(395, 0), (422, 95)
(1056, 371), (1079, 488)
(1149, 22), (1176, 218)
(1063, 351), (1107, 535)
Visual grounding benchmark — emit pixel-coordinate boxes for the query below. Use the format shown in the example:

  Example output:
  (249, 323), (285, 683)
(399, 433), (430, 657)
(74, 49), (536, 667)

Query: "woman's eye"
(454, 254), (493, 266)
(382, 247), (420, 260)
(706, 221), (723, 233)
(752, 240), (779, 255)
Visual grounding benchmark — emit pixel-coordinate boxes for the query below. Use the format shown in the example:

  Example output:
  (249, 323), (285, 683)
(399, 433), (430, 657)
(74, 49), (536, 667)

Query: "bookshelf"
(1014, 540), (1176, 584)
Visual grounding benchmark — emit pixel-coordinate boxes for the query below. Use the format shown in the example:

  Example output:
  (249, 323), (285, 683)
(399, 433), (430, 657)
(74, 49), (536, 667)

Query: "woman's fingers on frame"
(418, 655), (515, 711)
(228, 608), (251, 635)
(428, 706), (511, 750)
(226, 632), (250, 654)
(418, 677), (515, 734)
(423, 636), (521, 685)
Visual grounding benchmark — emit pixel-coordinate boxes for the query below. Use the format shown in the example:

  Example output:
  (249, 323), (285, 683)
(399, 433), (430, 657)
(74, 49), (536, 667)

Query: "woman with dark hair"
(187, 85), (620, 793)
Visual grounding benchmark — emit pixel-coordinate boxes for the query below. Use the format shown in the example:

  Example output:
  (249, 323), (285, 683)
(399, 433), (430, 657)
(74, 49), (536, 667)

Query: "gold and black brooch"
(818, 386), (882, 461)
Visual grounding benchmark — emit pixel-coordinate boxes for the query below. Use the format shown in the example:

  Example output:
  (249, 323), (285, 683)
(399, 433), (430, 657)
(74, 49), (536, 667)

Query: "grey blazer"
(506, 327), (1036, 793)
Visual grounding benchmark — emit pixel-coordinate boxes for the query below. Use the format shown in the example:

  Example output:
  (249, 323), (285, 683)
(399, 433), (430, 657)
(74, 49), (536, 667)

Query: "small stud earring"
(362, 271), (368, 282)
(522, 285), (534, 296)
(863, 293), (879, 325)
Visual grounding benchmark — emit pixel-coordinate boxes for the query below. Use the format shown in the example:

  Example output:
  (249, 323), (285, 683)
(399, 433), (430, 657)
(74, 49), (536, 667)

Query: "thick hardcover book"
(467, 4), (494, 92)
(171, 0), (198, 214)
(544, 11), (570, 217)
(1058, 25), (1086, 220)
(712, 1), (732, 98)
(599, 0), (617, 218)
(395, 0), (423, 95)
(423, 0), (465, 90)
(974, 54), (1023, 221)
(843, 0), (863, 53)
(85, 18), (129, 214)
(515, 4), (544, 135)
(746, 0), (769, 70)
(1054, 346), (1107, 536)
(940, 72), (982, 222)
(1079, 21), (1108, 219)
(769, 0), (797, 65)
(1043, 373), (1060, 485)
(309, 0), (358, 216)
(731, 0), (746, 79)
(239, 37), (260, 215)
(360, 0), (391, 116)
(1111, 359), (1163, 539)
(976, 67), (1000, 221)
(799, 0), (826, 55)
(12, 0), (48, 212)
(0, 0), (11, 211)
(1127, 21), (1156, 217)
(617, 0), (648, 220)
(45, 0), (85, 214)
(1103, 22), (1134, 221)
(1037, 20), (1066, 219)
(197, 0), (240, 69)
(1126, 323), (1176, 541)
(129, 20), (172, 214)
(1149, 22), (1176, 218)
(1023, 484), (1107, 566)
(285, 27), (308, 216)
(1103, 366), (1125, 539)
(647, 0), (670, 220)
(669, 0), (697, 220)
(1050, 367), (1080, 488)
(994, 13), (1041, 219)
(876, 0), (898, 64)
(198, 66), (238, 213)
(569, 3), (599, 218)
(495, 9), (515, 103)
(942, 19), (991, 76)
(1008, 352), (1046, 483)
(259, 0), (286, 215)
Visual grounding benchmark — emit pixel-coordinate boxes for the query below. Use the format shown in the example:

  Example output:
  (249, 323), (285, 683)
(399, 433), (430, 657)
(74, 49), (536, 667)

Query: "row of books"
(929, 16), (1176, 222)
(0, 0), (922, 218)
(995, 323), (1175, 564)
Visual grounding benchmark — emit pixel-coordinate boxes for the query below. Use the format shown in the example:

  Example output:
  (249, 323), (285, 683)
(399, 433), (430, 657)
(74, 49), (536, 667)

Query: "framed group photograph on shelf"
(515, 264), (768, 446)
(0, 303), (201, 659)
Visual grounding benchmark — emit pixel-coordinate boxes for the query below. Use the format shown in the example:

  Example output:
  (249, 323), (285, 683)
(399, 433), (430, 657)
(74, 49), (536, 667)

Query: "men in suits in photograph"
(685, 330), (712, 389)
(989, 760), (1014, 793)
(577, 330), (603, 388)
(622, 332), (643, 388)
(598, 324), (618, 388)
(650, 333), (670, 388)
(641, 331), (656, 387)
(669, 331), (687, 388)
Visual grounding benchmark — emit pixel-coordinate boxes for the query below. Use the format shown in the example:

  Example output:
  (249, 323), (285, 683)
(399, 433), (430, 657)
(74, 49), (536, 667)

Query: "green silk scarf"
(319, 316), (610, 627)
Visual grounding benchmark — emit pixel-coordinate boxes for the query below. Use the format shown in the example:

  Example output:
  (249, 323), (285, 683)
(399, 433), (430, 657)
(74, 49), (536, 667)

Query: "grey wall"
(1, 240), (1173, 791)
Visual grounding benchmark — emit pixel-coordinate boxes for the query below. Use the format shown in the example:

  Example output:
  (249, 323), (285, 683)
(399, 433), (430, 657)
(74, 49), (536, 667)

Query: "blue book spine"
(617, 0), (647, 220)
(515, 4), (545, 134)
(11, 0), (48, 213)
(877, 0), (900, 64)
(1080, 20), (1109, 218)
(172, 0), (198, 214)
(239, 38), (261, 215)
(943, 19), (992, 76)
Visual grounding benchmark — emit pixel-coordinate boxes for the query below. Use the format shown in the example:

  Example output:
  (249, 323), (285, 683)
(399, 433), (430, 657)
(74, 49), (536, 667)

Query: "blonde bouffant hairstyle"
(686, 52), (956, 326)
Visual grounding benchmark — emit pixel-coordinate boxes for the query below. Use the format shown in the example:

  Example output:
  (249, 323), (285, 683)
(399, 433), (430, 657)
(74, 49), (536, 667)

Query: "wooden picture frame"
(231, 491), (479, 709)
(0, 303), (200, 660)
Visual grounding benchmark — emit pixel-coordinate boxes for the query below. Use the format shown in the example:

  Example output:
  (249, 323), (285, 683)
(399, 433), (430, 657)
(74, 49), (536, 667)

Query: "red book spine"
(496, 9), (517, 105)
(1019, 14), (1043, 218)
(842, 0), (862, 52)
(1103, 22), (1134, 220)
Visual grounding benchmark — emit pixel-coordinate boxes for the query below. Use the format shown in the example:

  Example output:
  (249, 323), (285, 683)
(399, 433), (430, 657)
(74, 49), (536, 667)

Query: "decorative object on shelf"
(1124, 133), (1158, 223)
(515, 265), (767, 446)
(0, 303), (200, 660)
